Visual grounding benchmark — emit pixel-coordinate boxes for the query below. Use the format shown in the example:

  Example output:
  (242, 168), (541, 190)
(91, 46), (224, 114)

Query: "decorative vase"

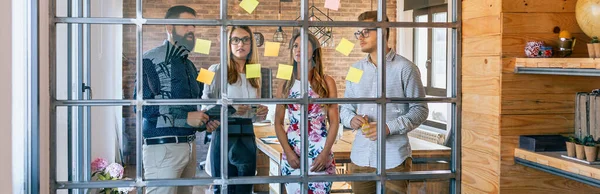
(566, 142), (576, 157)
(588, 43), (597, 58)
(594, 43), (600, 58)
(540, 46), (553, 58)
(576, 144), (585, 160)
(557, 38), (574, 57)
(525, 41), (545, 58)
(585, 146), (598, 162)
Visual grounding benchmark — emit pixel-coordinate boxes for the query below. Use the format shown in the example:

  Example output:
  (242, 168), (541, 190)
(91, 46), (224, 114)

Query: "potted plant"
(584, 135), (598, 162)
(566, 136), (578, 157)
(588, 36), (599, 58)
(576, 136), (586, 160)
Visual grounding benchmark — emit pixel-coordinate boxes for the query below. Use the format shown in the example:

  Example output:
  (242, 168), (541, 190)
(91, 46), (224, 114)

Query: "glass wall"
(50, 0), (461, 193)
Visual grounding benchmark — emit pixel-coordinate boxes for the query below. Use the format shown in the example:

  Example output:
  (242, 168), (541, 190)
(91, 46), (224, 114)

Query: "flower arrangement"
(90, 158), (134, 194)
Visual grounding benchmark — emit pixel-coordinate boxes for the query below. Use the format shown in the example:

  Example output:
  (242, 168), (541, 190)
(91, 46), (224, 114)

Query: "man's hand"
(187, 111), (209, 127)
(363, 122), (390, 141)
(350, 115), (368, 130)
(205, 120), (220, 132)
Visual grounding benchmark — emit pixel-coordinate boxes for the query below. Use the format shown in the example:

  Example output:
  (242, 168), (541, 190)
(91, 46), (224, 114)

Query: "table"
(253, 124), (452, 194)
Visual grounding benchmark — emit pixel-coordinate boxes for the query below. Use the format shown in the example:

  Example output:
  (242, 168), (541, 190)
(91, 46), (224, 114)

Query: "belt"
(144, 135), (196, 145)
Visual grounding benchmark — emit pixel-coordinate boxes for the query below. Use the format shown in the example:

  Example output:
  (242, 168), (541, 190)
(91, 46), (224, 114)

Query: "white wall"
(397, 0), (414, 62)
(1, 0), (13, 193)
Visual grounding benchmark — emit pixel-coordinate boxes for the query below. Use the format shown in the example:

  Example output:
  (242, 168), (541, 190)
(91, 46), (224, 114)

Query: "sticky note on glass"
(345, 67), (363, 83)
(324, 0), (340, 11)
(335, 38), (354, 56)
(193, 39), (211, 55)
(197, 68), (215, 85)
(264, 42), (280, 57)
(240, 0), (259, 14)
(276, 64), (293, 80)
(246, 64), (261, 79)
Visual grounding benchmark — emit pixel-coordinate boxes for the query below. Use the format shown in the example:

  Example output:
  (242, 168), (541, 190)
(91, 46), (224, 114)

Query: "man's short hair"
(358, 11), (390, 41)
(164, 5), (196, 19)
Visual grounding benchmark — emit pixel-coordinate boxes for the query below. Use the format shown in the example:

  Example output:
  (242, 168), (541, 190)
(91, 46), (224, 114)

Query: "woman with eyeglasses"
(201, 25), (269, 194)
(273, 33), (340, 194)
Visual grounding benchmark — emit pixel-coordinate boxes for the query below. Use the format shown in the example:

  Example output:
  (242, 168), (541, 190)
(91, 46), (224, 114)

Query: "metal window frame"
(41, 0), (463, 194)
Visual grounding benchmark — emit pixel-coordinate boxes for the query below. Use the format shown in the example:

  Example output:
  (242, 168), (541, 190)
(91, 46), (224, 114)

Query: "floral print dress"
(281, 80), (336, 194)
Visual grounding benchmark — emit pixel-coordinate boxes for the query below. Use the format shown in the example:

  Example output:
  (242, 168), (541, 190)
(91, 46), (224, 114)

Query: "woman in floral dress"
(274, 33), (340, 194)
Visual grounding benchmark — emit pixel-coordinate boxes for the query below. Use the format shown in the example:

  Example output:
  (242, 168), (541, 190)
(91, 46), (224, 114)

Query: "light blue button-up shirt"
(340, 49), (429, 169)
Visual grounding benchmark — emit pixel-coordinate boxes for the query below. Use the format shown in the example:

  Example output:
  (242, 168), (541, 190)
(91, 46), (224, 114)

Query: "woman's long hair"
(283, 33), (329, 107)
(227, 26), (260, 88)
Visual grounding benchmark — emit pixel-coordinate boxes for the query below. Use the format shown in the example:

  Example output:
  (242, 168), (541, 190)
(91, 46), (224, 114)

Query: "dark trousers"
(210, 131), (257, 194)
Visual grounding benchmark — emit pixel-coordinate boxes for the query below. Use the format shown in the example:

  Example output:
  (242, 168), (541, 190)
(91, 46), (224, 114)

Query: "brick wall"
(122, 0), (397, 163)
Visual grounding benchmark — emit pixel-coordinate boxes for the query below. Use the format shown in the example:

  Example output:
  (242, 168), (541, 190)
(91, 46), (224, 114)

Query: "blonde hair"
(283, 33), (329, 108)
(227, 26), (260, 88)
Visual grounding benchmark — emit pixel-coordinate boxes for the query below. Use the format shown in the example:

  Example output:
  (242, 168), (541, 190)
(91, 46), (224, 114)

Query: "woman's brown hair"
(282, 33), (329, 106)
(227, 26), (260, 88)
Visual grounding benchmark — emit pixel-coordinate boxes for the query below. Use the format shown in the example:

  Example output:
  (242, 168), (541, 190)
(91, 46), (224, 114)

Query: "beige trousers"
(143, 142), (197, 194)
(348, 158), (413, 194)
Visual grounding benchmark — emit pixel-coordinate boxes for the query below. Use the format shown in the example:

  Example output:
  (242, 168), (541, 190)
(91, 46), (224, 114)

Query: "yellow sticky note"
(264, 42), (280, 57)
(246, 64), (261, 79)
(197, 68), (215, 85)
(335, 38), (354, 56)
(345, 67), (363, 83)
(193, 39), (211, 55)
(276, 64), (293, 80)
(240, 0), (259, 14)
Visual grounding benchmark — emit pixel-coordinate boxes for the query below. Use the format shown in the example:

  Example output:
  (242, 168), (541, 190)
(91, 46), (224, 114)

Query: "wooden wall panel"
(502, 33), (592, 58)
(500, 114), (574, 136)
(463, 94), (500, 116)
(500, 164), (600, 193)
(463, 76), (500, 96)
(502, 73), (600, 95)
(462, 147), (500, 194)
(463, 129), (500, 156)
(502, 0), (577, 13)
(501, 94), (575, 115)
(502, 13), (583, 34)
(463, 56), (501, 77)
(500, 136), (519, 166)
(463, 35), (502, 57)
(463, 0), (501, 20)
(462, 111), (500, 136)
(463, 16), (501, 37)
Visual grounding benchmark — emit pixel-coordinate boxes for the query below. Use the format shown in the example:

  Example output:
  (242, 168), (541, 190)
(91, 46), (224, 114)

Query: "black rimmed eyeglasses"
(230, 36), (252, 45)
(354, 28), (377, 39)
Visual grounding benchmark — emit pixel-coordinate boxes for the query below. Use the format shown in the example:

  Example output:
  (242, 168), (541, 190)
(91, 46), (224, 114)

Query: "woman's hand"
(310, 152), (331, 172)
(285, 150), (301, 169)
(256, 105), (269, 121)
(234, 105), (250, 116)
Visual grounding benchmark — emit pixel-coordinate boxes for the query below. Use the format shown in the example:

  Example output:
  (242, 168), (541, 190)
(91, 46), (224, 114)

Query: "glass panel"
(388, 179), (450, 194)
(431, 13), (448, 89)
(414, 16), (428, 87)
(55, 24), (136, 100)
(55, 106), (138, 182)
(56, 0), (133, 18)
(425, 102), (449, 128)
(140, 1), (220, 19)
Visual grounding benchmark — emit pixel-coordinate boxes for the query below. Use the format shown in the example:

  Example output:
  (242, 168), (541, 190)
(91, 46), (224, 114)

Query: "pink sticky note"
(324, 0), (340, 11)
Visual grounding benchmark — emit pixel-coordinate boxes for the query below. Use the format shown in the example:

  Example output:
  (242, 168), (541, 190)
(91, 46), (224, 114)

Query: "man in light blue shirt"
(340, 11), (429, 194)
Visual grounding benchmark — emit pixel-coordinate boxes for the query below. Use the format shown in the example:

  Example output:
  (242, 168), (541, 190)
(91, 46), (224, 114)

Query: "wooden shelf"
(514, 58), (600, 76)
(514, 148), (600, 187)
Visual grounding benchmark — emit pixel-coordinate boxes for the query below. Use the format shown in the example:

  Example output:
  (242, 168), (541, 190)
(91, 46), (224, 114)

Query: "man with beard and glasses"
(135, 5), (220, 194)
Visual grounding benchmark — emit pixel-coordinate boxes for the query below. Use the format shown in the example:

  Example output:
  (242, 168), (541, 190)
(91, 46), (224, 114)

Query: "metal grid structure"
(40, 0), (463, 193)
